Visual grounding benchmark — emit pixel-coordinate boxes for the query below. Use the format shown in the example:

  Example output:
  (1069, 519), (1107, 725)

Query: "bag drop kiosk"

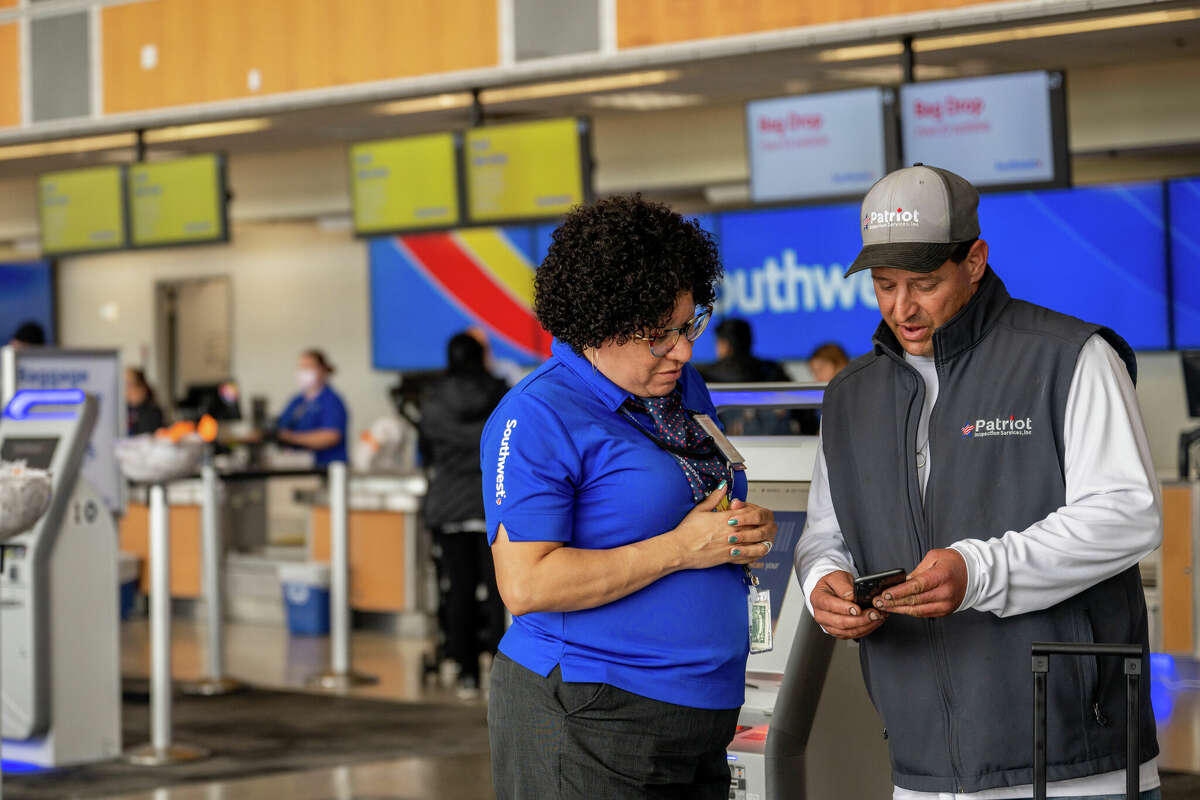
(711, 384), (892, 800)
(1, 389), (121, 768)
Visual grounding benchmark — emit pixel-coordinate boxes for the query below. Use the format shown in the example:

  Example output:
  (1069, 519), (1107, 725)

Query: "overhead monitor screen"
(129, 154), (227, 247)
(465, 117), (588, 223)
(350, 133), (461, 234)
(747, 87), (893, 203)
(900, 70), (1069, 190)
(1170, 178), (1200, 348)
(38, 166), (127, 256)
(0, 437), (60, 470)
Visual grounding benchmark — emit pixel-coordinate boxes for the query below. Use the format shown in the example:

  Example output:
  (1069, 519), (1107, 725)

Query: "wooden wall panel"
(617, 0), (1001, 48)
(103, 0), (498, 114)
(0, 22), (17, 128)
(1162, 485), (1194, 654)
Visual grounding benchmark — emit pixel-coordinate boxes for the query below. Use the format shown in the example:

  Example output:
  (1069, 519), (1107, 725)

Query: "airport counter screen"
(0, 261), (54, 346)
(129, 154), (227, 247)
(465, 118), (586, 223)
(38, 166), (127, 256)
(1172, 178), (1200, 348)
(370, 177), (1186, 369)
(350, 133), (461, 234)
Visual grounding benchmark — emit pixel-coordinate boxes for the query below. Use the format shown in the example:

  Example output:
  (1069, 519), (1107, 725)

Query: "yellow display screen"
(129, 154), (226, 247)
(38, 166), (127, 255)
(465, 118), (586, 222)
(350, 133), (460, 233)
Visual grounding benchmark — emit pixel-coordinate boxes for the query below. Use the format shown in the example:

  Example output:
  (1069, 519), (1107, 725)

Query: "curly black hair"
(534, 195), (723, 352)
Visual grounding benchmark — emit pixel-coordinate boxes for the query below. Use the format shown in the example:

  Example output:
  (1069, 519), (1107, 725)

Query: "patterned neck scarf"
(623, 390), (730, 503)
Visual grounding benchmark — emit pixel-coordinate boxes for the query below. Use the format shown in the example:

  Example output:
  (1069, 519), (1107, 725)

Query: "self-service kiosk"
(1, 389), (121, 767)
(714, 384), (892, 800)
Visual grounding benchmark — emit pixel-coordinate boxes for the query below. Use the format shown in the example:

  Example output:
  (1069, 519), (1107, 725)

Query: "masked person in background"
(276, 349), (348, 467)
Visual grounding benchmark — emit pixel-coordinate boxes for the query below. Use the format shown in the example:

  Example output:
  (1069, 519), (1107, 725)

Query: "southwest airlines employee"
(482, 196), (777, 800)
(276, 349), (348, 467)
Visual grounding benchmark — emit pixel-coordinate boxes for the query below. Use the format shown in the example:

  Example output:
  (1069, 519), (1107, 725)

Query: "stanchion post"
(124, 483), (209, 765)
(310, 461), (376, 690)
(183, 458), (244, 695)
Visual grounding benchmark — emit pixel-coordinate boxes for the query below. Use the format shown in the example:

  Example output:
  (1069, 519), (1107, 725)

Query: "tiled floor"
(112, 618), (493, 800)
(68, 622), (1200, 798)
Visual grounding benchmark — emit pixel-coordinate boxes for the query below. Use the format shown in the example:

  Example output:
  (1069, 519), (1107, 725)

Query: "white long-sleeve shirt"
(796, 334), (1164, 800)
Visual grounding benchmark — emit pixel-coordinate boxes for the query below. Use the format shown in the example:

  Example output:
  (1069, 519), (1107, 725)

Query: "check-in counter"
(117, 475), (270, 599)
(298, 474), (427, 617)
(119, 482), (207, 598)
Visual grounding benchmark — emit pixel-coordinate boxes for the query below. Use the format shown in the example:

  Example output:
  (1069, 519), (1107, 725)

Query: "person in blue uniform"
(482, 196), (778, 800)
(276, 349), (348, 467)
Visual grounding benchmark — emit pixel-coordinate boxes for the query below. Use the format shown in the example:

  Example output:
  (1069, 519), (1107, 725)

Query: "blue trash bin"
(279, 562), (331, 636)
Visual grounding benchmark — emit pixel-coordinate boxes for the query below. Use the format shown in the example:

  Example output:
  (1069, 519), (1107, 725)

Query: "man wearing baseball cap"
(795, 164), (1162, 798)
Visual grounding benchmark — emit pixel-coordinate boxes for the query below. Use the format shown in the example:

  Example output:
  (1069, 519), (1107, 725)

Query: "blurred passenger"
(808, 342), (849, 383)
(125, 368), (165, 436)
(419, 333), (508, 698)
(8, 320), (46, 349)
(465, 326), (529, 387)
(700, 318), (789, 384)
(700, 318), (817, 434)
(483, 196), (776, 799)
(275, 349), (348, 467)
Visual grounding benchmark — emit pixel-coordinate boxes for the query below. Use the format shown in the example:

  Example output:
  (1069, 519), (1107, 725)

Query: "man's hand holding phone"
(809, 570), (887, 640)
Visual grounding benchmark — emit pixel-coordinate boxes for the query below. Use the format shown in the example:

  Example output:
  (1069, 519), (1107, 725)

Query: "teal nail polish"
(728, 535), (738, 544)
(731, 548), (741, 556)
(727, 518), (739, 526)
(717, 480), (727, 490)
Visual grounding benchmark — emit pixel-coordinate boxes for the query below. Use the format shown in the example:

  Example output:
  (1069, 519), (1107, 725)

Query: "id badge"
(749, 588), (773, 654)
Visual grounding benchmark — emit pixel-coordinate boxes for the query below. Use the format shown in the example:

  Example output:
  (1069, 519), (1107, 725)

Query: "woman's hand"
(670, 484), (778, 570)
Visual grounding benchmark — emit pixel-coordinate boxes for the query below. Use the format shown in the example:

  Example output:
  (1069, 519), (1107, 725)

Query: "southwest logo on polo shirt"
(962, 416), (1033, 438)
(495, 419), (518, 504)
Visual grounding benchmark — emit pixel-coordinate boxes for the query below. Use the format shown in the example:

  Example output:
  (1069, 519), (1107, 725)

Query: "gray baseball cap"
(846, 164), (980, 276)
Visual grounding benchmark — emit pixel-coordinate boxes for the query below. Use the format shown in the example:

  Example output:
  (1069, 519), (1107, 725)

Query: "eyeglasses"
(635, 306), (713, 358)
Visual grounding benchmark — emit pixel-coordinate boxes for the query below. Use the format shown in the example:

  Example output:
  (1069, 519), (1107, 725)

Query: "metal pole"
(1126, 657), (1141, 800)
(182, 458), (244, 695)
(124, 484), (208, 765)
(150, 483), (171, 750)
(310, 462), (376, 690)
(1032, 654), (1048, 800)
(330, 461), (349, 675)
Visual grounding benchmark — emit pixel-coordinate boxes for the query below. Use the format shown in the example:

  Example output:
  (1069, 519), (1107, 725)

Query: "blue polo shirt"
(480, 340), (749, 710)
(277, 385), (348, 467)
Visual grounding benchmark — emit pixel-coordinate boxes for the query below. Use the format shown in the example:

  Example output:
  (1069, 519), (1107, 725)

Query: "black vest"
(820, 268), (1156, 793)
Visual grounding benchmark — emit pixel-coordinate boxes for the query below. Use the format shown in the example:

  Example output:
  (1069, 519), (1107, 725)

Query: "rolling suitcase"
(1031, 641), (1145, 800)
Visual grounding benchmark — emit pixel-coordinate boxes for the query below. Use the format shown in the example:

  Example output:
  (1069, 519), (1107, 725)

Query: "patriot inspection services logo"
(962, 416), (1033, 439)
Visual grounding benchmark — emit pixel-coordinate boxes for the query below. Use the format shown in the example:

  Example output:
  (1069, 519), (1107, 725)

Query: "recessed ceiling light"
(480, 70), (683, 104)
(142, 118), (271, 143)
(0, 132), (137, 161)
(373, 93), (474, 116)
(588, 91), (705, 111)
(916, 7), (1200, 51)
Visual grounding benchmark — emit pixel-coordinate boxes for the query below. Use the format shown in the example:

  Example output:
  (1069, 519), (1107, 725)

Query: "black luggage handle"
(1031, 642), (1145, 800)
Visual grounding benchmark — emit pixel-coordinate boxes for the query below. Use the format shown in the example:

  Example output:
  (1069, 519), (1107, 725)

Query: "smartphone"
(853, 568), (907, 608)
